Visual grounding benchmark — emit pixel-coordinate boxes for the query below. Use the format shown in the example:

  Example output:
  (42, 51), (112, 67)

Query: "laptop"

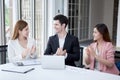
(41, 55), (65, 69)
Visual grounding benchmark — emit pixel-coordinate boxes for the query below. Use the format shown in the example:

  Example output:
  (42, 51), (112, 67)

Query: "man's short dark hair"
(53, 14), (68, 28)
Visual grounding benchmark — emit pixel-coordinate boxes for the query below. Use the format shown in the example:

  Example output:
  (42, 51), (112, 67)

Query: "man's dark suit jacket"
(44, 33), (80, 66)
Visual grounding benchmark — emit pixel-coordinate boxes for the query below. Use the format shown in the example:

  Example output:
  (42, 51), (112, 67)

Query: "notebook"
(41, 55), (65, 69)
(1, 66), (34, 74)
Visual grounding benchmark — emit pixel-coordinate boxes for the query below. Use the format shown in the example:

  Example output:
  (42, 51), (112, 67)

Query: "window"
(21, 0), (34, 37)
(0, 0), (45, 63)
(5, 0), (13, 43)
(0, 0), (13, 63)
(0, 0), (6, 45)
(21, 0), (44, 56)
(68, 0), (89, 41)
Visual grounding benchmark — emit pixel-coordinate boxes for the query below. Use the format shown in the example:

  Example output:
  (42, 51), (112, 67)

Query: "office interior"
(0, 0), (120, 66)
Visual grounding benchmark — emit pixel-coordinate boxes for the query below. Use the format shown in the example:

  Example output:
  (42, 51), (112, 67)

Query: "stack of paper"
(1, 65), (34, 74)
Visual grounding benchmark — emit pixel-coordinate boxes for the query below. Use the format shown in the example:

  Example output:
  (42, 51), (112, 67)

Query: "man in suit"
(44, 14), (80, 66)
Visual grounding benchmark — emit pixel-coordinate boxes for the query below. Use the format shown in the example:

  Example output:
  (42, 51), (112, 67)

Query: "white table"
(0, 63), (120, 80)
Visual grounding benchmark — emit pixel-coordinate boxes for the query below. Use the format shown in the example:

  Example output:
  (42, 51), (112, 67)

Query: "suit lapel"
(63, 33), (69, 50)
(54, 35), (59, 48)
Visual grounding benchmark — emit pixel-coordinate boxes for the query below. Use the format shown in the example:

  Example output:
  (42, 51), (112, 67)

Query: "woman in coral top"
(85, 23), (119, 75)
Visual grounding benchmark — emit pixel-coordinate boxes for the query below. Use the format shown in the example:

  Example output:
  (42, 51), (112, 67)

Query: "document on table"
(1, 65), (34, 74)
(13, 59), (41, 66)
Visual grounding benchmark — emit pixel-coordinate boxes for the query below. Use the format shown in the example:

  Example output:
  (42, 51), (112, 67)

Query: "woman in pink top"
(85, 23), (119, 75)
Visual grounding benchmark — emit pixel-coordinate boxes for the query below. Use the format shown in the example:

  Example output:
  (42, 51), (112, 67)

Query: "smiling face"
(53, 20), (65, 34)
(19, 25), (29, 38)
(93, 28), (103, 41)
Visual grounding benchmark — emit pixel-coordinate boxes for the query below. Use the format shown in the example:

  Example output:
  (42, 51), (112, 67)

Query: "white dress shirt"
(8, 38), (37, 63)
(59, 38), (65, 48)
(94, 48), (100, 71)
(58, 35), (67, 58)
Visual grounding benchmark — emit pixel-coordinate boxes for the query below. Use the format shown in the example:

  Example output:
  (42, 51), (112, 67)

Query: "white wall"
(116, 0), (120, 47)
(13, 0), (19, 26)
(89, 0), (104, 39)
(103, 0), (114, 38)
(46, 0), (65, 38)
(47, 0), (55, 37)
(44, 0), (65, 49)
(89, 0), (114, 39)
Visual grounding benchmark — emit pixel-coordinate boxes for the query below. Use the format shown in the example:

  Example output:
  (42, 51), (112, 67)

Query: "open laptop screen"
(41, 55), (65, 69)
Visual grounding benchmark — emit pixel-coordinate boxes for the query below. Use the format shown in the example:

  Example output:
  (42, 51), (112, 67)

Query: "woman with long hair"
(85, 23), (119, 75)
(8, 20), (37, 62)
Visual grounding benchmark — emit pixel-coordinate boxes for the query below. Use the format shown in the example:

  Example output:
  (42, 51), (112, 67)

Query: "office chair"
(115, 50), (120, 71)
(75, 46), (84, 68)
(0, 45), (8, 64)
(79, 47), (84, 68)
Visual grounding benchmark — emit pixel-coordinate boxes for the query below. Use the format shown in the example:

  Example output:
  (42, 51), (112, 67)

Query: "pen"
(24, 68), (35, 73)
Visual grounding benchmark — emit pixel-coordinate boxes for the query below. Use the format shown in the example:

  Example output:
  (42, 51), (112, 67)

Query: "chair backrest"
(80, 47), (83, 67)
(79, 47), (84, 67)
(115, 50), (120, 62)
(0, 45), (8, 64)
(75, 46), (84, 68)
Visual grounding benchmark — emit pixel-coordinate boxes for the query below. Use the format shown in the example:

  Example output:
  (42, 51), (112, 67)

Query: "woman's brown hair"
(12, 20), (28, 40)
(94, 23), (111, 42)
